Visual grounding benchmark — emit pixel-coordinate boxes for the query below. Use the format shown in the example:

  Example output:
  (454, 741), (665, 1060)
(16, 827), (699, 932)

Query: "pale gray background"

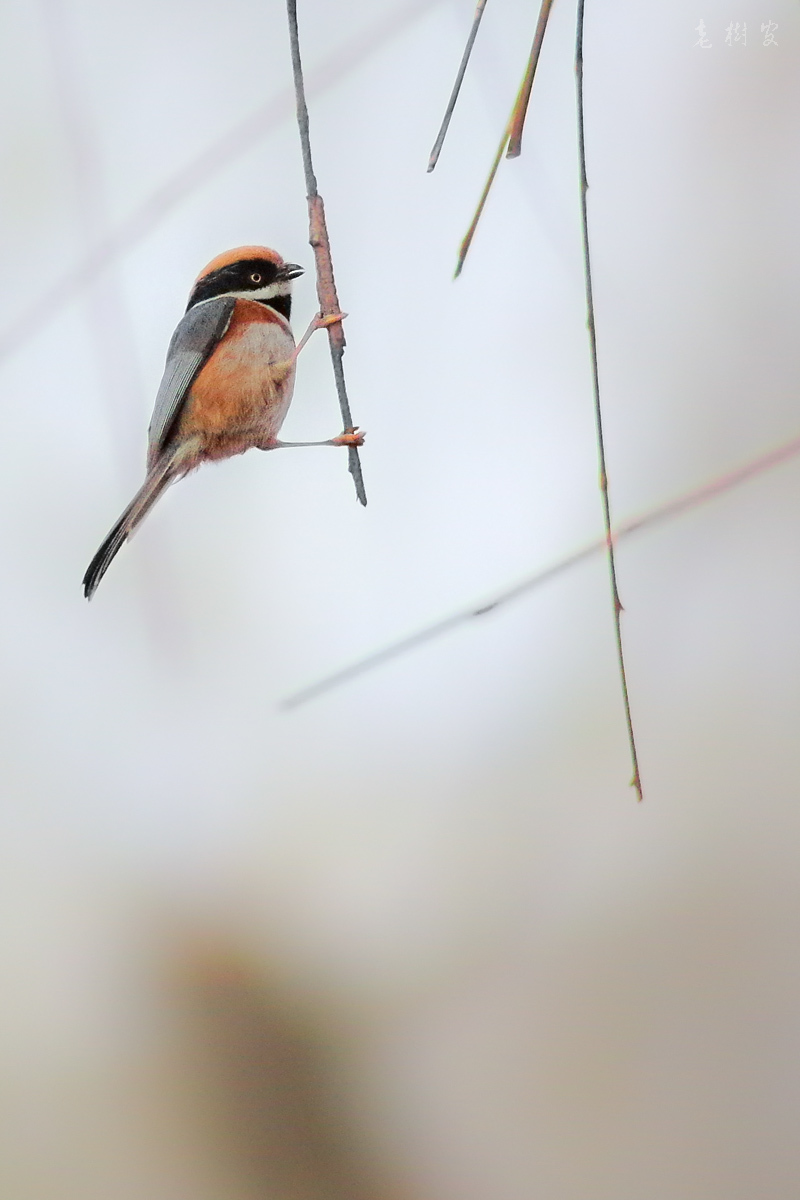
(0, 1), (799, 1197)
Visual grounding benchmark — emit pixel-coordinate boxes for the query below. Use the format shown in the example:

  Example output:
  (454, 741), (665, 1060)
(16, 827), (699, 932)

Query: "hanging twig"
(506, 0), (555, 158)
(282, 429), (800, 710)
(427, 0), (490, 172)
(286, 0), (366, 506)
(574, 0), (641, 797)
(454, 119), (510, 277)
(454, 0), (556, 276)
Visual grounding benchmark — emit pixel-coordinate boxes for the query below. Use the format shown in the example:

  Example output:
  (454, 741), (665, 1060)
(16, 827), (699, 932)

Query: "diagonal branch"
(454, 118), (510, 277)
(454, 0), (557, 275)
(282, 429), (800, 710)
(506, 0), (555, 158)
(427, 0), (490, 172)
(286, 0), (366, 506)
(575, 0), (641, 798)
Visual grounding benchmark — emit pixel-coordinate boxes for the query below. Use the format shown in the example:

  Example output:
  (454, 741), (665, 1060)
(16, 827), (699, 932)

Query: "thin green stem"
(575, 0), (642, 797)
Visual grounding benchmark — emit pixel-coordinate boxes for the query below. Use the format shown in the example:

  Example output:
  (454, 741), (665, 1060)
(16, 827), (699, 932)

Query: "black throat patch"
(256, 293), (292, 321)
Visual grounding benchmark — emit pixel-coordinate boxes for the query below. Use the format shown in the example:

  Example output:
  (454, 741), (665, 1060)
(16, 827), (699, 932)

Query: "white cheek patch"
(223, 281), (292, 302)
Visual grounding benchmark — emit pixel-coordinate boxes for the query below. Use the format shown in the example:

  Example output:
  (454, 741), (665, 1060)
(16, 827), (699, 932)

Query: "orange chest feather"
(179, 300), (296, 440)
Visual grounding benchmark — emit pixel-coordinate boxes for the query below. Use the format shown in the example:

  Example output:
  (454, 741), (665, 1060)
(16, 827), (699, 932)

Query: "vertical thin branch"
(286, 0), (367, 506)
(576, 0), (642, 799)
(506, 0), (554, 158)
(427, 0), (490, 172)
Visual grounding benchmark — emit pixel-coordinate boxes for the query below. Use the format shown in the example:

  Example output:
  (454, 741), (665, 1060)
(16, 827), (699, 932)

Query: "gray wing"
(147, 296), (236, 461)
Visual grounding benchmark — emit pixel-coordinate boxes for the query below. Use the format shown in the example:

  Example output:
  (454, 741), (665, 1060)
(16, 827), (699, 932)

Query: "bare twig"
(0, 0), (438, 374)
(286, 0), (366, 506)
(454, 118), (510, 277)
(506, 0), (555, 158)
(282, 429), (800, 710)
(575, 0), (641, 798)
(427, 0), (490, 172)
(454, 0), (556, 275)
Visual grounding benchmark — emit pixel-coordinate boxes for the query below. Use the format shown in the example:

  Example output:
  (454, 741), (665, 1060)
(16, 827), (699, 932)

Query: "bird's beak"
(278, 263), (304, 281)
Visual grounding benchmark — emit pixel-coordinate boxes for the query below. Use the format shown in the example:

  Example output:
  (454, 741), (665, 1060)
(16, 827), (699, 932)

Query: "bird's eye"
(250, 272), (262, 283)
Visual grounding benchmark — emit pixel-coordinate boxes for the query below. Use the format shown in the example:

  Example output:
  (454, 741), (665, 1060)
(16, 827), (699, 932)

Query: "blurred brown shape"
(171, 942), (401, 1200)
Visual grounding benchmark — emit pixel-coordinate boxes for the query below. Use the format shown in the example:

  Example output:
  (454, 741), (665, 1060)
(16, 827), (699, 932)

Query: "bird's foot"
(315, 310), (347, 331)
(289, 310), (348, 364)
(330, 427), (365, 447)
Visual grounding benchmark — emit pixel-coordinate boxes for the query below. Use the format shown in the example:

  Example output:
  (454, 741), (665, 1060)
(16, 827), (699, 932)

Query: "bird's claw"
(315, 310), (348, 330)
(332, 427), (365, 447)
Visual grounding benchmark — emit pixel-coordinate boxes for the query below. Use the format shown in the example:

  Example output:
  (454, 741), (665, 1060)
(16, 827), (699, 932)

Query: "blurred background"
(0, 0), (799, 1196)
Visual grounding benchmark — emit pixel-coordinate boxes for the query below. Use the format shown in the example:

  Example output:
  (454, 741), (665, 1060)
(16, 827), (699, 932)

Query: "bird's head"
(187, 245), (304, 322)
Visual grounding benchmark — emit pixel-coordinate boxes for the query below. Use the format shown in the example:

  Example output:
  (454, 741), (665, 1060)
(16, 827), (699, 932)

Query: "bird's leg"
(266, 312), (360, 449)
(262, 428), (366, 450)
(287, 310), (347, 366)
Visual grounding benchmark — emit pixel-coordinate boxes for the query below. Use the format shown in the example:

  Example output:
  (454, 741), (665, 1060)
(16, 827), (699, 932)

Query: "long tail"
(83, 457), (175, 599)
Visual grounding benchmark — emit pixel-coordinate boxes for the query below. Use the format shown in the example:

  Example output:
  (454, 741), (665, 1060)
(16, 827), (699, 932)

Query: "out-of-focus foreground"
(1, 1), (799, 1197)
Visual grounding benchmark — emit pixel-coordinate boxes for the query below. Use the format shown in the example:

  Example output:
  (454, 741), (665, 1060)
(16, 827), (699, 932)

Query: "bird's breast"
(178, 300), (296, 456)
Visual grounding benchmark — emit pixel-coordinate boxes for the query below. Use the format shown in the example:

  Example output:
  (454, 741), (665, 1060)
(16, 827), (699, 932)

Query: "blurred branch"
(282, 430), (800, 710)
(0, 0), (439, 372)
(427, 0), (490, 172)
(575, 0), (642, 798)
(286, 0), (366, 506)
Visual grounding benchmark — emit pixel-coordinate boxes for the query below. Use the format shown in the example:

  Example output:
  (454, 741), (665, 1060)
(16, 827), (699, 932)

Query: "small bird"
(83, 245), (362, 598)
